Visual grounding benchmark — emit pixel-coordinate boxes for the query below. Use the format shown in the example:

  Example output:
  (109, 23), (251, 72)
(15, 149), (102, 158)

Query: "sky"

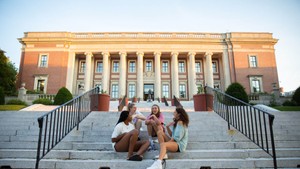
(0, 0), (299, 92)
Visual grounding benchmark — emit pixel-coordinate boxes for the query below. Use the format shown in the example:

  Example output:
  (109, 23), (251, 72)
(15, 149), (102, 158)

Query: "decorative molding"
(136, 51), (144, 56)
(101, 52), (110, 57)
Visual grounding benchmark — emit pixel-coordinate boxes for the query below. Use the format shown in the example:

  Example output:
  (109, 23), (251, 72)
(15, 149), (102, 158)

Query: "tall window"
(39, 55), (48, 67)
(96, 61), (103, 73)
(179, 84), (186, 98)
(179, 61), (185, 73)
(212, 61), (218, 73)
(128, 84), (136, 98)
(162, 84), (169, 98)
(80, 61), (86, 73)
(129, 61), (136, 72)
(37, 80), (45, 92)
(146, 61), (152, 71)
(195, 62), (201, 73)
(249, 56), (257, 67)
(162, 61), (168, 72)
(113, 61), (119, 72)
(252, 79), (261, 93)
(111, 84), (118, 98)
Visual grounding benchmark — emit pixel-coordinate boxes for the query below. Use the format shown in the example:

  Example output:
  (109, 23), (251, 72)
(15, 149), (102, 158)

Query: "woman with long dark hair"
(147, 107), (189, 169)
(111, 111), (150, 161)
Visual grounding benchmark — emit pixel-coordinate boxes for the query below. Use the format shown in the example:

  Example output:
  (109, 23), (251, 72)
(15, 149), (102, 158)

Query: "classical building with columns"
(17, 32), (279, 100)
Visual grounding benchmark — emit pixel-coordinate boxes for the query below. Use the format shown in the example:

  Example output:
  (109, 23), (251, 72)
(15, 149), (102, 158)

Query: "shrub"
(282, 100), (297, 106)
(26, 90), (43, 94)
(6, 99), (27, 105)
(0, 87), (4, 105)
(32, 98), (53, 105)
(292, 86), (300, 106)
(225, 82), (249, 103)
(53, 87), (73, 105)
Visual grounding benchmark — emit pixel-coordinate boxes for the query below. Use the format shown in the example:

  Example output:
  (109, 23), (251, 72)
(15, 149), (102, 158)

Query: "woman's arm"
(172, 121), (185, 142)
(166, 121), (174, 136)
(111, 133), (126, 143)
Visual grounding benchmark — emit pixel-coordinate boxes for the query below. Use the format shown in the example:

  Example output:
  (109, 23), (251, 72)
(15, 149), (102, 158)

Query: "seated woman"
(145, 104), (165, 149)
(128, 103), (146, 133)
(111, 110), (150, 161)
(147, 107), (189, 169)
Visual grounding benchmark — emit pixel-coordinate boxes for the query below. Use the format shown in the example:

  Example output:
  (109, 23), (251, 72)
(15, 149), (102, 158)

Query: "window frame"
(162, 84), (170, 98)
(178, 60), (186, 73)
(212, 61), (218, 73)
(145, 60), (153, 72)
(179, 84), (187, 98)
(128, 84), (136, 98)
(38, 54), (48, 67)
(111, 84), (119, 98)
(162, 60), (169, 73)
(128, 60), (136, 73)
(249, 76), (263, 93)
(79, 60), (86, 73)
(95, 61), (103, 73)
(112, 61), (119, 73)
(195, 61), (202, 73)
(249, 55), (258, 68)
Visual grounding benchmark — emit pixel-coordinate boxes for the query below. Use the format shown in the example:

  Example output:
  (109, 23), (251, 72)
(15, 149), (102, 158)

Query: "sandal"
(128, 154), (143, 161)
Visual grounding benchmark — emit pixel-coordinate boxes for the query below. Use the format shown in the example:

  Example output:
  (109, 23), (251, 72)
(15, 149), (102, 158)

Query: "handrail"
(205, 86), (277, 169)
(118, 95), (127, 111)
(35, 87), (100, 169)
(173, 95), (183, 108)
(163, 96), (169, 106)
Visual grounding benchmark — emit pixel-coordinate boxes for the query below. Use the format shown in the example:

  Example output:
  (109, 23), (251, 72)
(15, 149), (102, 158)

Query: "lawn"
(273, 106), (300, 111)
(0, 105), (27, 111)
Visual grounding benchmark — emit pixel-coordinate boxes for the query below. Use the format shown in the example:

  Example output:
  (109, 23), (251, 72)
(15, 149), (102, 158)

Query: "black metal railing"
(35, 87), (99, 169)
(173, 95), (183, 108)
(118, 95), (127, 111)
(205, 86), (277, 169)
(163, 96), (169, 106)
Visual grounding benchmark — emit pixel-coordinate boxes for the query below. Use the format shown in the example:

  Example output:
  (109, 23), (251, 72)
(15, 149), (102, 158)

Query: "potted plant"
(91, 89), (110, 111)
(193, 86), (213, 111)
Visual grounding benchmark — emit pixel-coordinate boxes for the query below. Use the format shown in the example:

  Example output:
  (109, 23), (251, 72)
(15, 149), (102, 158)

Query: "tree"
(53, 87), (73, 105)
(292, 86), (300, 106)
(0, 49), (18, 96)
(225, 82), (249, 103)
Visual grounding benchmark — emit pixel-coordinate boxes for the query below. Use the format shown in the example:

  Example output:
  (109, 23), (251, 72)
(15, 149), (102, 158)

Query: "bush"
(282, 100), (297, 106)
(292, 86), (300, 106)
(225, 82), (249, 103)
(0, 87), (4, 105)
(6, 99), (27, 105)
(26, 90), (43, 94)
(53, 87), (73, 105)
(32, 98), (53, 105)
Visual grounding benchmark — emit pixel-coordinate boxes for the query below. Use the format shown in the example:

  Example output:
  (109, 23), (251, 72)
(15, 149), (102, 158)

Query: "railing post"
(269, 115), (277, 169)
(77, 97), (82, 130)
(35, 117), (44, 169)
(226, 104), (230, 130)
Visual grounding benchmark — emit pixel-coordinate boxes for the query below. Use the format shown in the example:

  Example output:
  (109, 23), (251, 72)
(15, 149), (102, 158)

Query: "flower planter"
(193, 94), (213, 111)
(90, 94), (110, 111)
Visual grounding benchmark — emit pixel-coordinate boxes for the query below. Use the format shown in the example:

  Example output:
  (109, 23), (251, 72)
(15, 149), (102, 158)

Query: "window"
(128, 84), (136, 98)
(162, 61), (169, 73)
(252, 79), (261, 93)
(162, 84), (169, 98)
(146, 61), (152, 72)
(96, 61), (103, 73)
(195, 62), (201, 73)
(39, 54), (48, 67)
(249, 56), (257, 67)
(179, 84), (186, 98)
(37, 80), (45, 92)
(212, 61), (218, 73)
(34, 75), (48, 94)
(113, 61), (119, 72)
(129, 61), (136, 72)
(179, 61), (185, 73)
(111, 84), (118, 98)
(80, 61), (86, 73)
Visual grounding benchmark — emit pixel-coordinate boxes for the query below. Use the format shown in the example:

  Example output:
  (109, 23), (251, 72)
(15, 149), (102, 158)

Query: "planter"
(118, 98), (128, 106)
(193, 94), (213, 111)
(90, 94), (110, 111)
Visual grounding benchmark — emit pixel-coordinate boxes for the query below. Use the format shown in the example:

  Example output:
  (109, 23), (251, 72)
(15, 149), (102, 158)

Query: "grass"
(0, 105), (27, 111)
(273, 106), (300, 111)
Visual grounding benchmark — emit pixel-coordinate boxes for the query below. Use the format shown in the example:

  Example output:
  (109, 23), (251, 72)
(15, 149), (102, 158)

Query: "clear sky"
(0, 0), (299, 92)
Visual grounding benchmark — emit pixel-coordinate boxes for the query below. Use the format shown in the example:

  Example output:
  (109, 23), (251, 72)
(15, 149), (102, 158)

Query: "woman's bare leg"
(135, 119), (142, 134)
(159, 141), (178, 160)
(134, 140), (150, 156)
(114, 129), (139, 158)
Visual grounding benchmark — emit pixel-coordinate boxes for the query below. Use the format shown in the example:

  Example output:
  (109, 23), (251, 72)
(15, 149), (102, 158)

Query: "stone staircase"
(0, 102), (300, 169)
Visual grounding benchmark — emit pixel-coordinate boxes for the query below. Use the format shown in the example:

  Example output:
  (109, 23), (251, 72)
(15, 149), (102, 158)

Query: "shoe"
(154, 154), (168, 159)
(128, 154), (143, 161)
(146, 160), (163, 169)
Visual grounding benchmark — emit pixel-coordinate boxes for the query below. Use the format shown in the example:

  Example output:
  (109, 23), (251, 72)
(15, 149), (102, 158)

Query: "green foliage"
(292, 86), (300, 106)
(273, 106), (300, 111)
(197, 86), (204, 94)
(225, 82), (249, 103)
(6, 99), (27, 106)
(32, 98), (53, 105)
(53, 87), (73, 105)
(282, 100), (297, 106)
(0, 50), (18, 96)
(0, 105), (26, 111)
(26, 90), (43, 94)
(0, 87), (5, 105)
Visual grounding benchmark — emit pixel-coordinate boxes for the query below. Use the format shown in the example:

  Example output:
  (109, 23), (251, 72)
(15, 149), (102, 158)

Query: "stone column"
(205, 52), (214, 88)
(154, 52), (161, 100)
(188, 52), (196, 99)
(136, 52), (144, 100)
(66, 52), (75, 93)
(101, 52), (110, 93)
(119, 51), (127, 97)
(171, 52), (179, 98)
(222, 49), (231, 89)
(84, 52), (93, 92)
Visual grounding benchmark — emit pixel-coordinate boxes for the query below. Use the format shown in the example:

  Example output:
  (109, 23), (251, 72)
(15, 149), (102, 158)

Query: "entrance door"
(144, 84), (154, 101)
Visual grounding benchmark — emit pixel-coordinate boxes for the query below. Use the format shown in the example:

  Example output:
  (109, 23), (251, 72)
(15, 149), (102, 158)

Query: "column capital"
(101, 52), (110, 57)
(136, 51), (144, 57)
(154, 51), (161, 56)
(205, 51), (213, 57)
(84, 51), (93, 57)
(188, 52), (196, 56)
(119, 51), (127, 57)
(171, 52), (179, 56)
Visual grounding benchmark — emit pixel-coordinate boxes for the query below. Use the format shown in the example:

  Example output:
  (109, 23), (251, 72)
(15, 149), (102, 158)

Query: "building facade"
(18, 32), (279, 100)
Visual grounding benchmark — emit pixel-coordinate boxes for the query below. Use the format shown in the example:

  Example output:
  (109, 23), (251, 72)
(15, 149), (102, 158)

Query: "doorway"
(144, 84), (154, 101)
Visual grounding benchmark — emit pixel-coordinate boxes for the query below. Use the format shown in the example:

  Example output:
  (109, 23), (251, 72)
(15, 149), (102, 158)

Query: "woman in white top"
(128, 103), (146, 133)
(111, 110), (150, 161)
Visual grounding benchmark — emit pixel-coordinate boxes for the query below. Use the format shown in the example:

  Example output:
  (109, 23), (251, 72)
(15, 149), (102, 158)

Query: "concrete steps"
(0, 106), (300, 169)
